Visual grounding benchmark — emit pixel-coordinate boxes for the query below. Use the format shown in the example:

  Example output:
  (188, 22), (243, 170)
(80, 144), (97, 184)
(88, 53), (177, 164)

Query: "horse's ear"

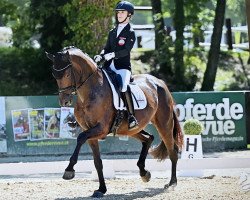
(45, 51), (55, 62)
(65, 51), (70, 60)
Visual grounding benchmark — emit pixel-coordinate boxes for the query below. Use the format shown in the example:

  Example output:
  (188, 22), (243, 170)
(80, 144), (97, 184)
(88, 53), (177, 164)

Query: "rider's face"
(116, 10), (130, 23)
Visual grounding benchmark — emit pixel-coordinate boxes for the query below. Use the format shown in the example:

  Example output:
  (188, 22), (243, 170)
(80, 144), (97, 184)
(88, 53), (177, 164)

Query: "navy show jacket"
(103, 23), (136, 70)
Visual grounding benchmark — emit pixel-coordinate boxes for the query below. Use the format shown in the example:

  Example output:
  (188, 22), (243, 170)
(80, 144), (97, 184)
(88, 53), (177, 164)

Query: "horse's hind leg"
(132, 130), (154, 182)
(152, 112), (179, 190)
(88, 140), (107, 197)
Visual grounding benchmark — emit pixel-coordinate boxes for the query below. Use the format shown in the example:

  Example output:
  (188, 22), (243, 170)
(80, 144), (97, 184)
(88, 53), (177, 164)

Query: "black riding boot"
(121, 87), (139, 130)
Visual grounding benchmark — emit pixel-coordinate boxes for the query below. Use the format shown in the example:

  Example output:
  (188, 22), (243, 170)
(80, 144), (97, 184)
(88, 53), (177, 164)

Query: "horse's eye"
(65, 71), (70, 78)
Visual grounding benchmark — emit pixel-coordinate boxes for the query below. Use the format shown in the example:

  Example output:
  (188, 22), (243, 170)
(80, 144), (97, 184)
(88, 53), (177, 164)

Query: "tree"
(149, 0), (173, 80)
(150, 0), (165, 49)
(201, 0), (226, 91)
(13, 0), (116, 55)
(30, 0), (69, 51)
(0, 0), (17, 26)
(173, 0), (185, 89)
(12, 0), (70, 51)
(185, 0), (210, 47)
(61, 0), (117, 56)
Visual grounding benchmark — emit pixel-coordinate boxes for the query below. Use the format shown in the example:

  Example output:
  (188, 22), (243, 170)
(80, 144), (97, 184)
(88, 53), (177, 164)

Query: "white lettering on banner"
(176, 98), (244, 136)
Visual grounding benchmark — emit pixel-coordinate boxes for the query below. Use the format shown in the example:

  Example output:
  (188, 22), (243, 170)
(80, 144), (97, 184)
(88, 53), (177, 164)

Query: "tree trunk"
(0, 16), (3, 26)
(201, 0), (226, 91)
(150, 0), (172, 78)
(150, 0), (165, 49)
(174, 0), (185, 88)
(246, 0), (250, 64)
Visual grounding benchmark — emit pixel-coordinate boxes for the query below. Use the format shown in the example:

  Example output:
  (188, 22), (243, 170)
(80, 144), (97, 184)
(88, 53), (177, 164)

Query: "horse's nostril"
(65, 101), (72, 107)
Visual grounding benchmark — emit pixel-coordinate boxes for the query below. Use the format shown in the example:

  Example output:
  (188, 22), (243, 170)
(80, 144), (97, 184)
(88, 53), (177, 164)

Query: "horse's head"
(46, 47), (76, 106)
(46, 46), (98, 107)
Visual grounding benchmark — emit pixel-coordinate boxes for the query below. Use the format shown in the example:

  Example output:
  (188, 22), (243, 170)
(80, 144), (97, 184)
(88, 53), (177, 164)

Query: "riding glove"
(104, 52), (115, 61)
(94, 55), (102, 63)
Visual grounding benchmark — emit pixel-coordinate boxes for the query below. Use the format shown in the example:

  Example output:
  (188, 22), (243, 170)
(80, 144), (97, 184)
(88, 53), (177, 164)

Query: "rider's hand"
(94, 55), (102, 63)
(104, 52), (115, 61)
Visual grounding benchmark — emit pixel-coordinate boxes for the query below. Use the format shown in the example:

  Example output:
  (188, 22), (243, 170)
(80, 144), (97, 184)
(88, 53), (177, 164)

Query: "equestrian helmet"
(115, 1), (134, 15)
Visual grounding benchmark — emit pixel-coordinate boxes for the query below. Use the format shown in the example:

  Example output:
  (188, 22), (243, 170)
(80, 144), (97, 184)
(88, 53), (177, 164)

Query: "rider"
(94, 1), (138, 130)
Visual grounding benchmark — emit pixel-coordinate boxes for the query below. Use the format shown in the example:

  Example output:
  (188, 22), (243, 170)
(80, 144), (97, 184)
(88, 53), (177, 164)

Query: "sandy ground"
(0, 151), (250, 200)
(0, 172), (250, 200)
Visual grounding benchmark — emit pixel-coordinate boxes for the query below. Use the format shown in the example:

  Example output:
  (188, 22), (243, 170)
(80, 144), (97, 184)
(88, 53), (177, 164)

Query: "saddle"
(102, 68), (147, 135)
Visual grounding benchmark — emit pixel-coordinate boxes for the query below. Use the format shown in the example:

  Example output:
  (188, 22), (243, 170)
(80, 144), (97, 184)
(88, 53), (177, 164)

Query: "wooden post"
(226, 18), (233, 50)
(246, 0), (250, 64)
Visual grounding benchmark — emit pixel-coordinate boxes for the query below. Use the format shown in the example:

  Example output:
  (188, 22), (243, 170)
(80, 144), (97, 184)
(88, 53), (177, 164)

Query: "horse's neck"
(73, 55), (98, 76)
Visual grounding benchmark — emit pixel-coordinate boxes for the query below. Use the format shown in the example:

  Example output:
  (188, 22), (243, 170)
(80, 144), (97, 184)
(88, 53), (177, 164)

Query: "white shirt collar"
(117, 23), (128, 37)
(118, 23), (128, 28)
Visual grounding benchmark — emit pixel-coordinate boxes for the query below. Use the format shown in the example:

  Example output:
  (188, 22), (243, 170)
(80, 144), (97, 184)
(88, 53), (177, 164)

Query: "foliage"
(11, 0), (70, 51)
(130, 0), (151, 6)
(11, 0), (116, 52)
(31, 0), (69, 51)
(226, 0), (246, 25)
(0, 0), (17, 26)
(184, 48), (206, 90)
(11, 2), (35, 48)
(183, 118), (204, 135)
(0, 47), (56, 95)
(60, 0), (117, 56)
(1, 0), (249, 96)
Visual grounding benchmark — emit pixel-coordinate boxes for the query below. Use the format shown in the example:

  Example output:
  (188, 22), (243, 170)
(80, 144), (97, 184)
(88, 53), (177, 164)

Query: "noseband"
(53, 63), (97, 95)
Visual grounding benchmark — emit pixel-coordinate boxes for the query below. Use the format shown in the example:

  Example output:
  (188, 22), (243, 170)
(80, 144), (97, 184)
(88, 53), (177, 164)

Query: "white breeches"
(109, 61), (131, 92)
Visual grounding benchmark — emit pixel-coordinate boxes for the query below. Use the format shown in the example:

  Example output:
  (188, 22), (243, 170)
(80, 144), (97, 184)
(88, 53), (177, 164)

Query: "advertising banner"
(5, 96), (146, 156)
(173, 91), (248, 151)
(3, 92), (249, 156)
(5, 96), (80, 155)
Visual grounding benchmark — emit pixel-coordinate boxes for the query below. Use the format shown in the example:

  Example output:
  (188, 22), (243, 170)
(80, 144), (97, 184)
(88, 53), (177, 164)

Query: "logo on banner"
(176, 98), (244, 136)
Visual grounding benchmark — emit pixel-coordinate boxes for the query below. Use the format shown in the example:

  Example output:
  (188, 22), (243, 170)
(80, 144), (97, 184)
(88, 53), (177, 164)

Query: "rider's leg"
(121, 86), (139, 130)
(118, 69), (139, 130)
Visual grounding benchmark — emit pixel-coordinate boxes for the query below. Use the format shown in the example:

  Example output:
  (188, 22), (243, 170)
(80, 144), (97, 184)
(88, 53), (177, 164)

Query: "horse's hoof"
(164, 183), (177, 191)
(62, 170), (75, 180)
(141, 171), (151, 182)
(91, 190), (104, 198)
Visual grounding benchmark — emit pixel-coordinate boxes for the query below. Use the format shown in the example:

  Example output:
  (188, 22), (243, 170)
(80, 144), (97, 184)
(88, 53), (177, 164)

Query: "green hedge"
(0, 47), (57, 95)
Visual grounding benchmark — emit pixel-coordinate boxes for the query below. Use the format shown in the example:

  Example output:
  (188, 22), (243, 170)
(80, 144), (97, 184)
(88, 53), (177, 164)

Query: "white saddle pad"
(103, 70), (147, 110)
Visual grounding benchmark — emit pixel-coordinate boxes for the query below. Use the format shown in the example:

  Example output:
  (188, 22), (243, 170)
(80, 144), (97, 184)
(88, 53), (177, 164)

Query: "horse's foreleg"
(62, 134), (86, 180)
(132, 130), (154, 182)
(63, 124), (102, 180)
(88, 140), (107, 198)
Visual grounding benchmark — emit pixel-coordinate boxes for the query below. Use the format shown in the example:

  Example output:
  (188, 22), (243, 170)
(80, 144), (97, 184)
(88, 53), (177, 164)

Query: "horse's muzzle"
(59, 93), (73, 107)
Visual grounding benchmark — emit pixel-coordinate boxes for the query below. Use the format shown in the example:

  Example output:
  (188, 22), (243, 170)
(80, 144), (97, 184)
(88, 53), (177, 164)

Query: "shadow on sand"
(56, 187), (166, 200)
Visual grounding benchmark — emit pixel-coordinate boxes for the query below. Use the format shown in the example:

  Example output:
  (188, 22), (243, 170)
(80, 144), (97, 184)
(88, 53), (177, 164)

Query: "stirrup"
(128, 115), (139, 130)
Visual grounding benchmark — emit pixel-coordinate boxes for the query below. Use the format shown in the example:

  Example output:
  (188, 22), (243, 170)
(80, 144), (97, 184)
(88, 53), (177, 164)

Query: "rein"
(57, 64), (98, 95)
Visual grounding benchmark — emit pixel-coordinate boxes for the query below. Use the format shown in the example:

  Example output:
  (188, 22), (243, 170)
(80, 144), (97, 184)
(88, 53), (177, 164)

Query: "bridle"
(53, 63), (97, 95)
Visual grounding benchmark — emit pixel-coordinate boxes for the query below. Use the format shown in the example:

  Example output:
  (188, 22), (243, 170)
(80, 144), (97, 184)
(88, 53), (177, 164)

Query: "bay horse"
(46, 46), (183, 198)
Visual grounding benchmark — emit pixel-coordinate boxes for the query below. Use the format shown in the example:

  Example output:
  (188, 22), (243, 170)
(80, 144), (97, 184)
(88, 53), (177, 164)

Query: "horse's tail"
(150, 111), (184, 161)
(173, 111), (184, 150)
(149, 140), (168, 161)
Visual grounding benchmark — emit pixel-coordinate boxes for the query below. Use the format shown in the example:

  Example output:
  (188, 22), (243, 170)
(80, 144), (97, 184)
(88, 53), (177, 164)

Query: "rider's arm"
(103, 31), (112, 55)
